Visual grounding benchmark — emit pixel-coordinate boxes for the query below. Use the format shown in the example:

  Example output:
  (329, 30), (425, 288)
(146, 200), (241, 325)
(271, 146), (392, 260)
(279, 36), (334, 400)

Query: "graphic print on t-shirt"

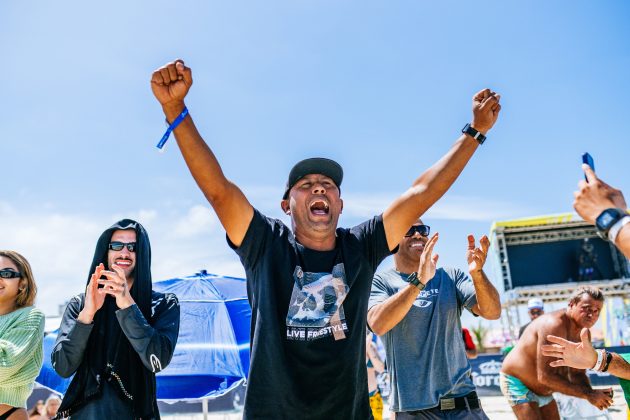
(286, 262), (349, 341)
(412, 288), (439, 309)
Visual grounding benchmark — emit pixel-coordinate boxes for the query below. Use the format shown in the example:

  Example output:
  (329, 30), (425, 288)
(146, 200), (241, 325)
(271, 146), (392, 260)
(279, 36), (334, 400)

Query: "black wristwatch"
(462, 123), (486, 145)
(406, 272), (425, 291)
(595, 208), (627, 240)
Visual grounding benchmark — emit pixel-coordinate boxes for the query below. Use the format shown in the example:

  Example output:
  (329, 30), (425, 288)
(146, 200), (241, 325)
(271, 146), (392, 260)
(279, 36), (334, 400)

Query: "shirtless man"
(500, 286), (613, 419)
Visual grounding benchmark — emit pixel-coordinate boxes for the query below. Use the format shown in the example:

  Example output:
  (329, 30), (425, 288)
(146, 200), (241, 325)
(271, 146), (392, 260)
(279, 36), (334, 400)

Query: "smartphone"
(582, 153), (595, 182)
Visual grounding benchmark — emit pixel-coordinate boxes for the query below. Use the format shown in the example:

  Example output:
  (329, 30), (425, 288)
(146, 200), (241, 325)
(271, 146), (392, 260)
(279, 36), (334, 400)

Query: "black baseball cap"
(282, 158), (344, 199)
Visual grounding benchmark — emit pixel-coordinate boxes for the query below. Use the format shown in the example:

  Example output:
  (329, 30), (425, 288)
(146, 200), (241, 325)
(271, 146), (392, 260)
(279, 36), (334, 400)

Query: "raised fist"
(151, 60), (193, 108)
(471, 89), (501, 134)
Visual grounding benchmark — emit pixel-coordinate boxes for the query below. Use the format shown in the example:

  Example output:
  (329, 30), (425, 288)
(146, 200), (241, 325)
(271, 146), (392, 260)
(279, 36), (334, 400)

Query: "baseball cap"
(527, 298), (544, 310)
(282, 158), (343, 199)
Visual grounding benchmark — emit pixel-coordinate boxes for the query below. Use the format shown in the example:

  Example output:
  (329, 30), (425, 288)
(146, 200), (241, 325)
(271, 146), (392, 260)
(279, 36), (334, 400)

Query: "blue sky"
(2, 1), (629, 335)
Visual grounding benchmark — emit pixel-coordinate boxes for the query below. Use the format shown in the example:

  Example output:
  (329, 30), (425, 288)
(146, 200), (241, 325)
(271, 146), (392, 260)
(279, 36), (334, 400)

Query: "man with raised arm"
(150, 59), (501, 419)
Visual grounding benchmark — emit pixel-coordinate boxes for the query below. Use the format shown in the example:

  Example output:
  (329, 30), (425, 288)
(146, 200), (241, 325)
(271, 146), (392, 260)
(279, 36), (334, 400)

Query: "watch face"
(597, 208), (622, 231)
(600, 213), (614, 227)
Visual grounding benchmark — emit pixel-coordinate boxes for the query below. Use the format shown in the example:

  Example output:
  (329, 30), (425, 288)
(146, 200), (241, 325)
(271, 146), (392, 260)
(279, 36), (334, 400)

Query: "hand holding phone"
(582, 153), (595, 182)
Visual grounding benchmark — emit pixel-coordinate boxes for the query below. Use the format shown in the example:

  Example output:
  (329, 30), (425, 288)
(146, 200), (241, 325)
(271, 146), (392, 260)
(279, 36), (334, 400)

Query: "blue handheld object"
(581, 152), (594, 182)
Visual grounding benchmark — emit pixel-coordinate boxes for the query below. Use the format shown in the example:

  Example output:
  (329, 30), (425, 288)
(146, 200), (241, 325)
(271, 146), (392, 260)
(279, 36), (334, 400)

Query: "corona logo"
(478, 360), (502, 375)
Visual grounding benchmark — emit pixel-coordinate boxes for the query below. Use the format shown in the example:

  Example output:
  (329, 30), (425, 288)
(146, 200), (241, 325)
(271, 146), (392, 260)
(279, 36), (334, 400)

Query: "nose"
(312, 183), (326, 195)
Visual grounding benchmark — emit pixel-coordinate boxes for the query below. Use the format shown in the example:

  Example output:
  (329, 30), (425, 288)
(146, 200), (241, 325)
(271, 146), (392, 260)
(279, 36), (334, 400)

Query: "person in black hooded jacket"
(51, 219), (180, 419)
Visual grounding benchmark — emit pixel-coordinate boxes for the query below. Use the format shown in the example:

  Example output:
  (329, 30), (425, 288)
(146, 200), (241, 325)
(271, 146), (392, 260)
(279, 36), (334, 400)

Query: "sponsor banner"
(470, 347), (630, 396)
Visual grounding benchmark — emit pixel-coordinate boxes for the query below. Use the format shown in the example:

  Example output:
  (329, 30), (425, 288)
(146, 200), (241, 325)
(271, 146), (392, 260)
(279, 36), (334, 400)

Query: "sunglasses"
(108, 242), (137, 252)
(0, 269), (22, 279)
(404, 224), (431, 237)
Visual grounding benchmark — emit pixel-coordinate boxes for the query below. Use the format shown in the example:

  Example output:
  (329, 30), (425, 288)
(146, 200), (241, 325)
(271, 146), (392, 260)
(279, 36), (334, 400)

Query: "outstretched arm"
(536, 322), (612, 410)
(151, 60), (254, 246)
(543, 328), (630, 380)
(382, 89), (501, 251)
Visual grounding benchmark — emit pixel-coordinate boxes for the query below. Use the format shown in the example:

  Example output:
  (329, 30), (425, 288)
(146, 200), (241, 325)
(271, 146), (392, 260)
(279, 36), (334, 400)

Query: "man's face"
(528, 308), (544, 321)
(107, 229), (137, 280)
(396, 220), (430, 264)
(568, 294), (603, 328)
(282, 174), (343, 236)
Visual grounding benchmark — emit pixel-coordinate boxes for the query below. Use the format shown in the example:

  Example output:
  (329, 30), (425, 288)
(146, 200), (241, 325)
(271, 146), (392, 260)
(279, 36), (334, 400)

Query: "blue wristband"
(156, 106), (189, 150)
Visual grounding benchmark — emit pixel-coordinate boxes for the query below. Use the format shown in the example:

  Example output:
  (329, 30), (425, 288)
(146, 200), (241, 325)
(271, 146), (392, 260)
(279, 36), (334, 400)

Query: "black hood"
(88, 218), (152, 319)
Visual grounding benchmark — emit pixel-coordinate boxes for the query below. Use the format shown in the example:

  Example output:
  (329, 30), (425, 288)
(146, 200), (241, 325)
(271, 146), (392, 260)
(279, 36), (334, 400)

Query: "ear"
(340, 198), (344, 214)
(280, 200), (291, 215)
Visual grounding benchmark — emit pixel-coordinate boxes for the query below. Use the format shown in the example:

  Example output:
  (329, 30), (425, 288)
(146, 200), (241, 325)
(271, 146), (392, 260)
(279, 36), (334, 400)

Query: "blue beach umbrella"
(36, 270), (251, 401)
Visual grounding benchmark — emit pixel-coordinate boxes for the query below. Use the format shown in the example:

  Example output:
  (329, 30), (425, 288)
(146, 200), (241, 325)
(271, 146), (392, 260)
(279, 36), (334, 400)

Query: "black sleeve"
(51, 295), (94, 378)
(350, 214), (392, 271)
(228, 208), (286, 270)
(115, 293), (180, 373)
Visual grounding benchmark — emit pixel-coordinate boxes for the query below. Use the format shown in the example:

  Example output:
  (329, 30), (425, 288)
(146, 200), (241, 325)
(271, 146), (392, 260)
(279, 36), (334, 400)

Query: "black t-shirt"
(229, 209), (391, 419)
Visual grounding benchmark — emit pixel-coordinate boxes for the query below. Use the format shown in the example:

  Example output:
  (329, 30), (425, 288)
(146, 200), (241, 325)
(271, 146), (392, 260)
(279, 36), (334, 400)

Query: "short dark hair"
(568, 286), (604, 306)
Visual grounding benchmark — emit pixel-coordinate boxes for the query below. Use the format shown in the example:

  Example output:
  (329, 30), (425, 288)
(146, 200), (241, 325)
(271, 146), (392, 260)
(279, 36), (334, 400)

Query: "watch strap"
(407, 272), (426, 291)
(462, 123), (486, 145)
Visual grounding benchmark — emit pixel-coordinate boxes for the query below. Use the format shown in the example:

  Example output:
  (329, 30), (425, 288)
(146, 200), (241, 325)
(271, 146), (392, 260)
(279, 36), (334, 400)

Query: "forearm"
(51, 320), (93, 378)
(539, 371), (592, 399)
(568, 369), (591, 386)
(164, 103), (233, 204)
(607, 353), (630, 380)
(368, 285), (420, 335)
(470, 270), (501, 320)
(383, 135), (478, 248)
(614, 223), (630, 260)
(116, 304), (179, 373)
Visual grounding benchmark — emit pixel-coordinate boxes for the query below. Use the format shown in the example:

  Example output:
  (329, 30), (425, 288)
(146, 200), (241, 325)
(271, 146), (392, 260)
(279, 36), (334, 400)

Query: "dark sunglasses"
(108, 242), (137, 252)
(404, 224), (430, 237)
(0, 269), (22, 279)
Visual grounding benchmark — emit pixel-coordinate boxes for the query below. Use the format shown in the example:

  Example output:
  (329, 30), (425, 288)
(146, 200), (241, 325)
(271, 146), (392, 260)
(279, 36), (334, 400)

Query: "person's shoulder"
(16, 305), (45, 322)
(374, 268), (399, 282)
(536, 311), (565, 332)
(253, 208), (289, 231)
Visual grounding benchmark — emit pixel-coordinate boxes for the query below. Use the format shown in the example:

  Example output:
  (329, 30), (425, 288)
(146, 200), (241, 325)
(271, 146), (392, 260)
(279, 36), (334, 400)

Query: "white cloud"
(172, 205), (220, 238)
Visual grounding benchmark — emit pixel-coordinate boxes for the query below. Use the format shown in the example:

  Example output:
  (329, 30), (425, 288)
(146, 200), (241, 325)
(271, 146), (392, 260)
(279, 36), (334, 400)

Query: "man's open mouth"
(310, 200), (330, 216)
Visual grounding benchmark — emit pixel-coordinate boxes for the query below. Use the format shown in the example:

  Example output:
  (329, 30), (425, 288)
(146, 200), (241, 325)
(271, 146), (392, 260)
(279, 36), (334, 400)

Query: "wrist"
(406, 272), (426, 291)
(469, 268), (483, 276)
(469, 123), (489, 135)
(77, 309), (95, 324)
(117, 296), (135, 310)
(162, 101), (187, 120)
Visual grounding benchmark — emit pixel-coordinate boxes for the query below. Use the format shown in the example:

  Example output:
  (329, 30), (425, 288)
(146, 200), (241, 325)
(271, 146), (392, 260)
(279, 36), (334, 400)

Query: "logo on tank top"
(286, 262), (349, 341)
